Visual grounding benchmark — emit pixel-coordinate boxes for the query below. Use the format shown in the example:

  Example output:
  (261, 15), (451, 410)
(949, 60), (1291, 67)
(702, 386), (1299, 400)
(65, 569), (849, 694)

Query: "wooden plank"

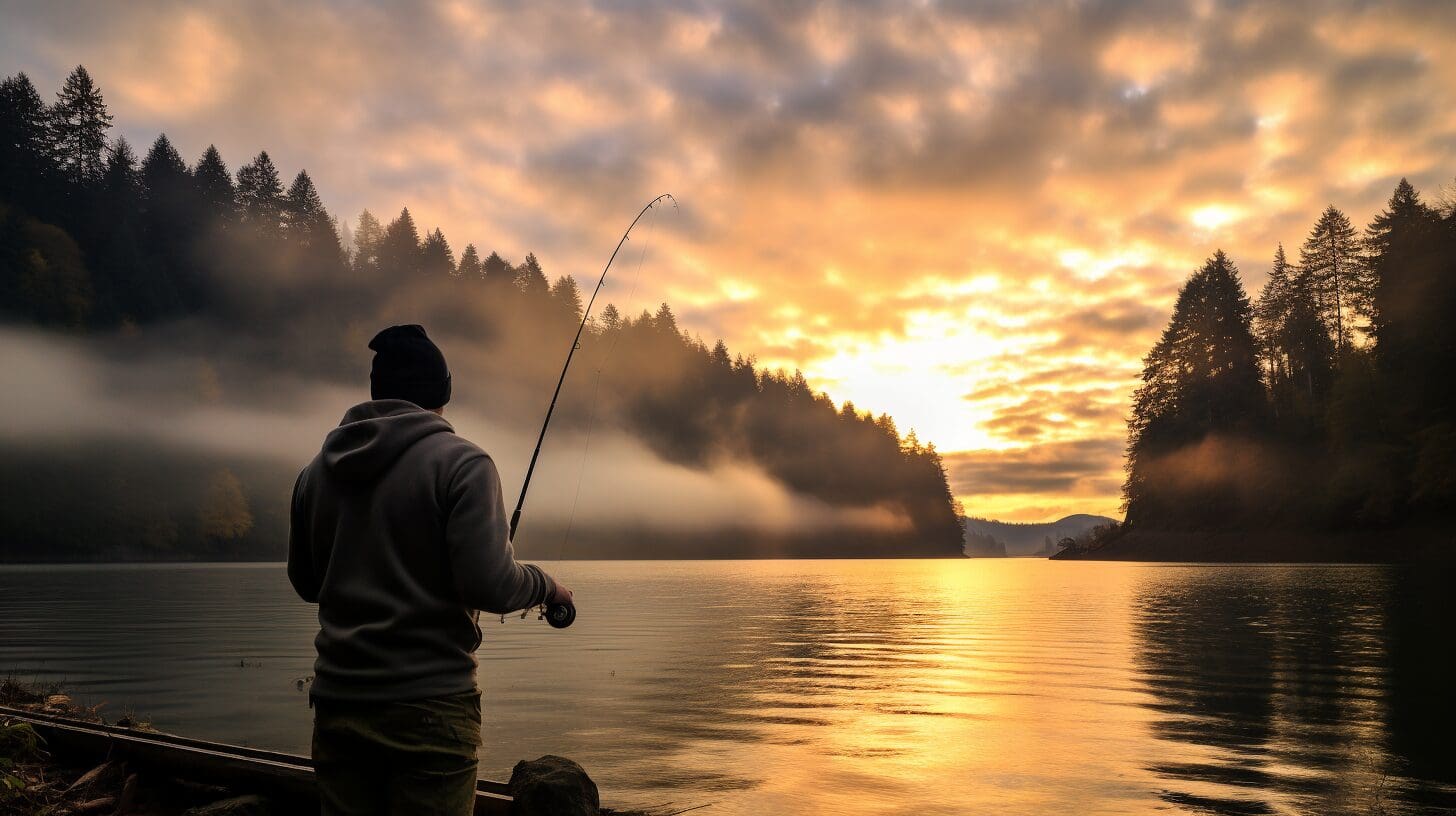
(0, 705), (512, 815)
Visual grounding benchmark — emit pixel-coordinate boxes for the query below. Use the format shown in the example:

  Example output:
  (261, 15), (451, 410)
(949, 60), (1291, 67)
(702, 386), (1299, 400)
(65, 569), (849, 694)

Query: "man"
(288, 324), (571, 815)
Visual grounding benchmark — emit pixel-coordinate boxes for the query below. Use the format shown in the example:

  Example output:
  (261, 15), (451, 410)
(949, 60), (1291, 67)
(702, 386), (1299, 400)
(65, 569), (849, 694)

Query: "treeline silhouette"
(0, 66), (964, 559)
(1124, 179), (1456, 536)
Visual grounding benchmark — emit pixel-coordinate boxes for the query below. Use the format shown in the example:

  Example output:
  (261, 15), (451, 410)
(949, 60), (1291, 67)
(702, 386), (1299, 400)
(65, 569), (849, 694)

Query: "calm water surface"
(1, 560), (1452, 815)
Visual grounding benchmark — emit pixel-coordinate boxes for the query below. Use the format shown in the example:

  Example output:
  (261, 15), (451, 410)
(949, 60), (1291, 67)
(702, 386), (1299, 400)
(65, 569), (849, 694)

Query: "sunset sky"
(7, 0), (1456, 521)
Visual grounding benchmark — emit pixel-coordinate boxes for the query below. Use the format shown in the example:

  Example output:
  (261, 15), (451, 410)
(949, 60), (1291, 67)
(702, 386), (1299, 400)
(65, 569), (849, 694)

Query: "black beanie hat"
(369, 325), (452, 409)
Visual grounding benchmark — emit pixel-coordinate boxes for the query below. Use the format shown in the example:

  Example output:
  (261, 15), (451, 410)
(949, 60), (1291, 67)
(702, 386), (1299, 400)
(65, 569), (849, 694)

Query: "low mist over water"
(2, 559), (1452, 815)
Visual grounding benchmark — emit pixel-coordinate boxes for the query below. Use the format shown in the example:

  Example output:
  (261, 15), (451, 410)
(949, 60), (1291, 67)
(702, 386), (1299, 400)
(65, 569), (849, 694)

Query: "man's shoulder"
(415, 429), (494, 467)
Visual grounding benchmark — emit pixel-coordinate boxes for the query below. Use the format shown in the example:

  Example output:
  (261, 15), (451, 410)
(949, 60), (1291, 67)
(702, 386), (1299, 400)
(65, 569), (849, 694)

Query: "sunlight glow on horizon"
(13, 1), (1456, 522)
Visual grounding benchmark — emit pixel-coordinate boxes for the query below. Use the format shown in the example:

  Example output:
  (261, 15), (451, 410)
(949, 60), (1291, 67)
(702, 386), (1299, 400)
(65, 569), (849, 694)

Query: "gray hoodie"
(288, 399), (555, 701)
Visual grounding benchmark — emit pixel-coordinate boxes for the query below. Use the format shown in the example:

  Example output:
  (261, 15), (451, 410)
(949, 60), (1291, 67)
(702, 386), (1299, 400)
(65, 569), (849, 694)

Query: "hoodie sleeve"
(444, 452), (555, 614)
(287, 468), (322, 604)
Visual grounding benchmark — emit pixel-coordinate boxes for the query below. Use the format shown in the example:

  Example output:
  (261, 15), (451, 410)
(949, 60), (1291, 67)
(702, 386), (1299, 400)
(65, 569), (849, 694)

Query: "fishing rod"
(511, 193), (677, 629)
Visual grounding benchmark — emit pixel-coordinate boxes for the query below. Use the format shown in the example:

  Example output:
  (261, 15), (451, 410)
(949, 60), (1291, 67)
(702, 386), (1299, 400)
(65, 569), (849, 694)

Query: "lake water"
(1, 560), (1453, 815)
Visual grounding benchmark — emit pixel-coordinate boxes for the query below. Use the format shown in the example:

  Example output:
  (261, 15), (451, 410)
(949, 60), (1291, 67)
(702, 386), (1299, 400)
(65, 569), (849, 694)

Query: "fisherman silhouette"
(288, 324), (572, 815)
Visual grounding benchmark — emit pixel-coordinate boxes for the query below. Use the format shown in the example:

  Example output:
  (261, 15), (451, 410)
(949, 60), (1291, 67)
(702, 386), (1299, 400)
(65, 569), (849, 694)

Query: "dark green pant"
(311, 691), (482, 816)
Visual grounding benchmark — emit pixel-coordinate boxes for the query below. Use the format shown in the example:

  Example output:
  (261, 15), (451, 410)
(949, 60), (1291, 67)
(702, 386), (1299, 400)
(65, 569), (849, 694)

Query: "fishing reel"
(506, 600), (576, 628)
(544, 600), (576, 629)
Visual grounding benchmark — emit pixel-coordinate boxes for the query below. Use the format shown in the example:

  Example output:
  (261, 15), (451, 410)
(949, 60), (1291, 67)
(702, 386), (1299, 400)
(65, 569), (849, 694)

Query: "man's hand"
(548, 580), (573, 607)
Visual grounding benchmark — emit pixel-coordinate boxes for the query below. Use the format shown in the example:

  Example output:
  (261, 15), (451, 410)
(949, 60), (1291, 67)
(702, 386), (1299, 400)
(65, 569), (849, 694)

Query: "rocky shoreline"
(0, 679), (661, 816)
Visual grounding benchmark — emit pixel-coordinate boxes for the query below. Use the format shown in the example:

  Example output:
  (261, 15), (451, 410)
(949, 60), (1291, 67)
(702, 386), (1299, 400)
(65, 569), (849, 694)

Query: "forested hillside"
(1120, 180), (1456, 538)
(0, 66), (965, 560)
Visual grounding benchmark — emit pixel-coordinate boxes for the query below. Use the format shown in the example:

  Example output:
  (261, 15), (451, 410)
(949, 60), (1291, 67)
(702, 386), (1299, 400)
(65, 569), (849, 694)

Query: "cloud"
(6, 0), (1456, 520)
(944, 437), (1127, 521)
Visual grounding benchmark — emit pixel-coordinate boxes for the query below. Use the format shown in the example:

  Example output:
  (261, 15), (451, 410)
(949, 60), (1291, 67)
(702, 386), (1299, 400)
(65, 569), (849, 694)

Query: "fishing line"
(500, 193), (677, 630)
(552, 205), (660, 566)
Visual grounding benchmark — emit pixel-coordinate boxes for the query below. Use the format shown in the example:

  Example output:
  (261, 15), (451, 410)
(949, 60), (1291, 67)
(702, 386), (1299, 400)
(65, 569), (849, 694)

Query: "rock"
(74, 796), (118, 813)
(508, 755), (600, 816)
(66, 762), (118, 795)
(45, 694), (72, 707)
(182, 794), (277, 816)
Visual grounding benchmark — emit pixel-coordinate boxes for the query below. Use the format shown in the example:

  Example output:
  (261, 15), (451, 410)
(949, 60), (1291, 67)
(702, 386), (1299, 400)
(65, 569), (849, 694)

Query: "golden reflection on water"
(1, 560), (1453, 815)
(519, 560), (1455, 816)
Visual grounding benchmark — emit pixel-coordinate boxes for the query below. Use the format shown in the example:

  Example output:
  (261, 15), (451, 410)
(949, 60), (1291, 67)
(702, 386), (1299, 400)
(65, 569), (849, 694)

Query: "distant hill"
(962, 514), (1118, 557)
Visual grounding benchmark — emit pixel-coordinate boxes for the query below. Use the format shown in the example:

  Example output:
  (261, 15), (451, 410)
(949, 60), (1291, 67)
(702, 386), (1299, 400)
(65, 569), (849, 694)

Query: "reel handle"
(545, 600), (576, 629)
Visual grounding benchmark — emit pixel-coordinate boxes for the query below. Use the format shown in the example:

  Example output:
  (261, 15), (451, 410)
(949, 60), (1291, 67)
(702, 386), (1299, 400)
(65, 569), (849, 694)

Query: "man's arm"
(445, 453), (557, 614)
(286, 468), (322, 603)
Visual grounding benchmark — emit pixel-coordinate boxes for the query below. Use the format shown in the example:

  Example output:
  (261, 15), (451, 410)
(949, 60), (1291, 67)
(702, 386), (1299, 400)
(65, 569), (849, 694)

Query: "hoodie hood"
(321, 399), (454, 482)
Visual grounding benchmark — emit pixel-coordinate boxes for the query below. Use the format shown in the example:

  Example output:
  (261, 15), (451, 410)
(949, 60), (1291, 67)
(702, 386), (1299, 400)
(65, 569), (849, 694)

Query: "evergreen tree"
(281, 170), (344, 277)
(352, 209), (383, 273)
(653, 301), (678, 335)
(1299, 205), (1364, 352)
(1125, 251), (1266, 525)
(599, 302), (622, 332)
(378, 207), (422, 275)
(1366, 179), (1431, 264)
(139, 133), (196, 314)
(1254, 244), (1293, 386)
(550, 275), (583, 321)
(93, 136), (145, 321)
(1255, 243), (1335, 420)
(457, 243), (482, 279)
(514, 252), (549, 296)
(48, 65), (111, 184)
(192, 145), (235, 226)
(481, 250), (513, 286)
(101, 137), (141, 201)
(141, 134), (189, 196)
(421, 227), (456, 276)
(1368, 178), (1451, 434)
(1279, 268), (1336, 414)
(235, 151), (284, 238)
(0, 73), (56, 212)
(283, 171), (336, 250)
(710, 339), (731, 367)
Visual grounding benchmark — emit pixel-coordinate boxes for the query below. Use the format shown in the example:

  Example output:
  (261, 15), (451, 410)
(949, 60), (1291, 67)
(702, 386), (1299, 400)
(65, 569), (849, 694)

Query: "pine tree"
(1254, 244), (1294, 387)
(481, 251), (513, 286)
(457, 243), (482, 279)
(283, 171), (334, 248)
(1125, 250), (1266, 524)
(352, 210), (383, 273)
(192, 145), (235, 225)
(0, 73), (56, 210)
(653, 301), (678, 335)
(599, 302), (622, 332)
(1368, 178), (1449, 431)
(551, 275), (583, 321)
(1299, 205), (1363, 352)
(1366, 178), (1438, 346)
(421, 227), (456, 276)
(235, 151), (285, 238)
(101, 137), (141, 200)
(94, 136), (145, 321)
(710, 339), (731, 366)
(139, 133), (197, 313)
(141, 134), (189, 199)
(49, 66), (112, 184)
(378, 207), (422, 275)
(1366, 179), (1430, 262)
(876, 413), (899, 442)
(1279, 269), (1336, 409)
(514, 252), (549, 295)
